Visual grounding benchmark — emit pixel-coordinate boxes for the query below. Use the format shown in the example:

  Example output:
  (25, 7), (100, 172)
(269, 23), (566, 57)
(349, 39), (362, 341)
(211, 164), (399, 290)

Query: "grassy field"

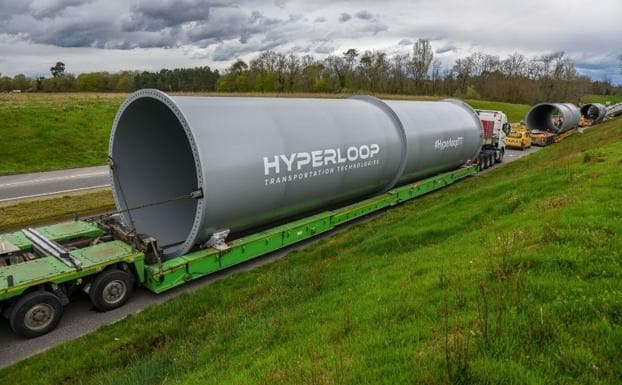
(581, 94), (622, 105)
(0, 189), (114, 232)
(1, 115), (620, 384)
(0, 93), (530, 175)
(0, 93), (124, 175)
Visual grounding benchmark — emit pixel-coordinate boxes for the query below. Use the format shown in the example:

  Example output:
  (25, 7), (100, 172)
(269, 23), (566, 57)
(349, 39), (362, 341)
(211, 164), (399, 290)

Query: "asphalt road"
(0, 146), (542, 368)
(497, 145), (541, 165)
(0, 166), (110, 203)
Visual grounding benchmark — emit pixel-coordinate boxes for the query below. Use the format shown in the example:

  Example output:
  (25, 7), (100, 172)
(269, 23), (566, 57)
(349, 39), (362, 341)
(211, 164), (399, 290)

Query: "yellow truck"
(505, 124), (532, 150)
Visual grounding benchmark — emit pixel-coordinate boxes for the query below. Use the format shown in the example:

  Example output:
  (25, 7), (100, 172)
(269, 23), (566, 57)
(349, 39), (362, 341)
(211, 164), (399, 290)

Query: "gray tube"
(109, 90), (482, 256)
(580, 103), (607, 123)
(607, 103), (622, 118)
(525, 103), (580, 133)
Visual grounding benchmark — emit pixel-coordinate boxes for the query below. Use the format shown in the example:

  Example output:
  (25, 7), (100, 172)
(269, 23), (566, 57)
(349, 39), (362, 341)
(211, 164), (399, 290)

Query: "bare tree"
(409, 39), (433, 92)
(390, 54), (409, 94)
(343, 49), (359, 73)
(342, 48), (359, 88)
(358, 51), (390, 92)
(431, 59), (442, 94)
(452, 56), (475, 92)
(324, 55), (348, 90)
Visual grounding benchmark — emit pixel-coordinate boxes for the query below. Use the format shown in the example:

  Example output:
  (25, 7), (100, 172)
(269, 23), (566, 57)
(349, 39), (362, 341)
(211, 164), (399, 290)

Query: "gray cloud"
(354, 10), (373, 20)
(338, 13), (351, 22)
(0, 0), (90, 20)
(0, 1), (292, 50)
(121, 1), (225, 32)
(0, 0), (619, 83)
(436, 44), (457, 54)
(29, 0), (91, 19)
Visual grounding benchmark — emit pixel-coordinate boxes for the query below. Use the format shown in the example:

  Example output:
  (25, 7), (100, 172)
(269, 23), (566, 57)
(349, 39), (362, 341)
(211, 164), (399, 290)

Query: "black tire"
(90, 269), (134, 311)
(9, 291), (63, 338)
(499, 149), (504, 163)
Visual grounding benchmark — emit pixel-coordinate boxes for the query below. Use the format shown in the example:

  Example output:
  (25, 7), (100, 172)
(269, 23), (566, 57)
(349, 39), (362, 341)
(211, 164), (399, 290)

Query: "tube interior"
(527, 105), (563, 131)
(110, 97), (198, 256)
(581, 104), (599, 120)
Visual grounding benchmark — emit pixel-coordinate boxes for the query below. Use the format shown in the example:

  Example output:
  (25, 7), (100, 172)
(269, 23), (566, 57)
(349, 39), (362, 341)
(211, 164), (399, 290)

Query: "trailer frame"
(142, 165), (478, 293)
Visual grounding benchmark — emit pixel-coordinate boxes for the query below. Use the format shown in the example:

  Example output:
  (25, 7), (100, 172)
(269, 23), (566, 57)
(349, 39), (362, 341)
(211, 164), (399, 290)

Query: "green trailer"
(0, 165), (477, 337)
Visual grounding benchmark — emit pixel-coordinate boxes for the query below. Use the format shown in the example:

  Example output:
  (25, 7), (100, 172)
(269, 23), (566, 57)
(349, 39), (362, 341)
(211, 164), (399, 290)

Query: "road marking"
(0, 185), (111, 203)
(0, 171), (109, 188)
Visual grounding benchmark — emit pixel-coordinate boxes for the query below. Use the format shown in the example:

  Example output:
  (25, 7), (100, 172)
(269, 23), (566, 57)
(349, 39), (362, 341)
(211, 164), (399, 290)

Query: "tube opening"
(580, 104), (600, 121)
(110, 95), (199, 256)
(526, 105), (563, 131)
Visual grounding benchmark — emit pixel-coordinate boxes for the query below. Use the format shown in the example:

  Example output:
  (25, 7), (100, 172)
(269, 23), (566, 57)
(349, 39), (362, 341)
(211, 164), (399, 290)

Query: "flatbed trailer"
(0, 165), (478, 337)
(530, 128), (578, 147)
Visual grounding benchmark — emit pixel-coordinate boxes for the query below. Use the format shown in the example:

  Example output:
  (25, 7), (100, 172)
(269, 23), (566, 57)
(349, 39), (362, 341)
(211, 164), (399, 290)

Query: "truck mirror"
(503, 123), (511, 135)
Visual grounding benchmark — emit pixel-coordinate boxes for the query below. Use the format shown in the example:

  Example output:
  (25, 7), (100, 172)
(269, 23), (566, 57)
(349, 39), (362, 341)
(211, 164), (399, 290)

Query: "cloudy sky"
(1, 0), (621, 83)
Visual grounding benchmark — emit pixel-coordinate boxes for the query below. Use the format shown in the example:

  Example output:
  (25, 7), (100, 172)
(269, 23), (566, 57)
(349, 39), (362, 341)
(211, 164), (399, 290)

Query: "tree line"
(0, 64), (219, 93)
(1, 39), (620, 105)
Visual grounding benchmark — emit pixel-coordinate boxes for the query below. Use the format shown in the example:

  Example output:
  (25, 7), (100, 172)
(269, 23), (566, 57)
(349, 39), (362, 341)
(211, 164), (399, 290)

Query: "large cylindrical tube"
(109, 90), (482, 256)
(525, 103), (580, 133)
(580, 103), (607, 123)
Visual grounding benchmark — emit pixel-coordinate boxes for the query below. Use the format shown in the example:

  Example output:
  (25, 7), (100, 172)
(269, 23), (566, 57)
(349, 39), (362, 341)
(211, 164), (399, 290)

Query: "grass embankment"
(1, 116), (621, 383)
(0, 93), (124, 175)
(581, 94), (622, 105)
(0, 93), (529, 175)
(0, 190), (114, 232)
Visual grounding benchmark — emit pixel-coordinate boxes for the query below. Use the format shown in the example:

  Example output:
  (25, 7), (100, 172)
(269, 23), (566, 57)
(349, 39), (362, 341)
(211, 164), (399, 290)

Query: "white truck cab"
(475, 109), (510, 167)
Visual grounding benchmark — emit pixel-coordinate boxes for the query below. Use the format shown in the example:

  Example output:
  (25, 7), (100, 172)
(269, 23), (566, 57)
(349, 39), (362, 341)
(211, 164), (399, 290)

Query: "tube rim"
(109, 89), (205, 256)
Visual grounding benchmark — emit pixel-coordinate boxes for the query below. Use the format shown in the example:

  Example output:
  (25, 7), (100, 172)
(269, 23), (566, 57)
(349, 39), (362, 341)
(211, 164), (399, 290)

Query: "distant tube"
(525, 103), (580, 133)
(580, 103), (607, 123)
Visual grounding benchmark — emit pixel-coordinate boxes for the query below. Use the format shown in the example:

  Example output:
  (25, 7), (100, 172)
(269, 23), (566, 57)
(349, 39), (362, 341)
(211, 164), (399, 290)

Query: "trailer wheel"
(90, 269), (134, 311)
(9, 291), (63, 338)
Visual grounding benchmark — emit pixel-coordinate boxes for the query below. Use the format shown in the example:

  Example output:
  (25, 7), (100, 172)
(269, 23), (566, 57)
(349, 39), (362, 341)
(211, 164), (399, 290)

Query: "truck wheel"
(9, 291), (63, 338)
(90, 269), (134, 311)
(498, 149), (504, 163)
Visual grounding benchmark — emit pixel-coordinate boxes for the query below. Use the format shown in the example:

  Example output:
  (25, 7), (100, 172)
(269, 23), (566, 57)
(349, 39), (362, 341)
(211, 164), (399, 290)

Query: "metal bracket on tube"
(190, 188), (204, 199)
(202, 229), (230, 250)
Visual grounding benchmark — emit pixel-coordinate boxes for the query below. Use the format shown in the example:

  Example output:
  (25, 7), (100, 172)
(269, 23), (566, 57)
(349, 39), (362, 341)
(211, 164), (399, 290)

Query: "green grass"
(0, 93), (530, 175)
(581, 94), (622, 105)
(1, 116), (621, 384)
(0, 93), (124, 175)
(0, 189), (114, 232)
(466, 100), (530, 122)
